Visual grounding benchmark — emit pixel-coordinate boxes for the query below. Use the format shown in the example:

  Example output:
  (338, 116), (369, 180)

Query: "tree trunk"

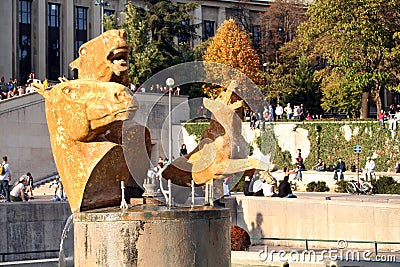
(360, 91), (370, 119)
(374, 86), (383, 119)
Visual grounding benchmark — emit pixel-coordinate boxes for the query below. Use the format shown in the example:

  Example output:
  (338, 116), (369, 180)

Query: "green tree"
(290, 55), (322, 114)
(294, 0), (400, 118)
(105, 1), (199, 85)
(262, 61), (290, 102)
(263, 55), (322, 114)
(318, 69), (361, 116)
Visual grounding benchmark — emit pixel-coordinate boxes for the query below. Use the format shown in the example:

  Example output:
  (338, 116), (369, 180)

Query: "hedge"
(184, 121), (400, 172)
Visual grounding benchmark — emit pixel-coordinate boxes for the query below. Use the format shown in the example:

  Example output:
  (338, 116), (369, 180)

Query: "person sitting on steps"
(10, 175), (28, 202)
(333, 158), (346, 181)
(364, 157), (375, 182)
(275, 167), (297, 198)
(313, 158), (326, 171)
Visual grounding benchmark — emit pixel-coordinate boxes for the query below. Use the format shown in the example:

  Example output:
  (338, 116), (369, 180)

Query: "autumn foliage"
(203, 19), (262, 98)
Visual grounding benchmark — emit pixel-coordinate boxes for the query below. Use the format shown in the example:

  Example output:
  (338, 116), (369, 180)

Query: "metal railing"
(0, 249), (59, 262)
(251, 237), (400, 255)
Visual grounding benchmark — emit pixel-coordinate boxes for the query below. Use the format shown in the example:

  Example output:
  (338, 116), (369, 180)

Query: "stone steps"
(28, 181), (57, 198)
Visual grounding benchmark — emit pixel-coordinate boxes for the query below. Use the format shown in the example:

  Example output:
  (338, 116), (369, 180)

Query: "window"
(75, 7), (87, 57)
(19, 0), (31, 24)
(104, 9), (114, 17)
(251, 25), (261, 48)
(179, 20), (190, 44)
(48, 3), (60, 80)
(74, 7), (88, 78)
(48, 3), (59, 27)
(19, 0), (31, 82)
(76, 6), (87, 31)
(203, 20), (215, 41)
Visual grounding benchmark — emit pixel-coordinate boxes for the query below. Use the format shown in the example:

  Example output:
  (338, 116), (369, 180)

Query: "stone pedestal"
(74, 205), (231, 267)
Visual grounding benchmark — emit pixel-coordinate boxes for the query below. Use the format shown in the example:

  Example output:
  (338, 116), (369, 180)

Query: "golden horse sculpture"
(162, 80), (269, 187)
(34, 29), (151, 213)
(69, 29), (130, 87)
(35, 80), (150, 213)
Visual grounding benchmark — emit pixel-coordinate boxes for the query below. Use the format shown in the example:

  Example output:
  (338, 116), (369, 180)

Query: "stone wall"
(0, 202), (71, 262)
(228, 195), (400, 251)
(3, 196), (400, 262)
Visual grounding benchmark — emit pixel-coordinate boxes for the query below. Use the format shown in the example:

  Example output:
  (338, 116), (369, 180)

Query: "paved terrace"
(225, 190), (400, 267)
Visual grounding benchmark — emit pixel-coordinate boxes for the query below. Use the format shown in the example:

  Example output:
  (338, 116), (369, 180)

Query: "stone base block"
(74, 205), (231, 267)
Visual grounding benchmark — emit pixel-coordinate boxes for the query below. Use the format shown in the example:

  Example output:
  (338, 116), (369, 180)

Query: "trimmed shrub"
(306, 181), (329, 192)
(335, 180), (348, 193)
(371, 176), (400, 194)
(231, 225), (251, 251)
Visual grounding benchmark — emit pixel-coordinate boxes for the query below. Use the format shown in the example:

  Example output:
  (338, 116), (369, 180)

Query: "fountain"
(34, 29), (270, 266)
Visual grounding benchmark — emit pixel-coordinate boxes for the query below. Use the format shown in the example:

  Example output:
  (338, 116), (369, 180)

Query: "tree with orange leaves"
(203, 19), (262, 99)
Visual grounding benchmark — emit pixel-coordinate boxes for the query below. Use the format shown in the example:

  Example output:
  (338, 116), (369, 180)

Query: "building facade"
(0, 0), (270, 84)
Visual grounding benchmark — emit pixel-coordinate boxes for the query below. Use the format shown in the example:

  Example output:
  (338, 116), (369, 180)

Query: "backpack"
(0, 164), (5, 176)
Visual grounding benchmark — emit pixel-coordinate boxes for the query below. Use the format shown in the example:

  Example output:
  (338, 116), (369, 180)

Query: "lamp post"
(166, 78), (175, 162)
(95, 0), (110, 34)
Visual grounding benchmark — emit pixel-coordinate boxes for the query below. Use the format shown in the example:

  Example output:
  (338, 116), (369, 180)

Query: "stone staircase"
(27, 176), (59, 200)
(32, 181), (57, 197)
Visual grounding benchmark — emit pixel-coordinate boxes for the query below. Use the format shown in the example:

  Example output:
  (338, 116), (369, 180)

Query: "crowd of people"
(310, 155), (377, 182)
(0, 156), (35, 202)
(130, 83), (181, 95)
(238, 145), (400, 199)
(243, 167), (297, 198)
(244, 103), (321, 130)
(378, 104), (400, 130)
(0, 73), (182, 101)
(244, 102), (400, 131)
(0, 73), (50, 101)
(0, 155), (66, 202)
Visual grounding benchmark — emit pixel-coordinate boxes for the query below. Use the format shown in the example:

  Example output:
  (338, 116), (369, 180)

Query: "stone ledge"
(267, 171), (400, 192)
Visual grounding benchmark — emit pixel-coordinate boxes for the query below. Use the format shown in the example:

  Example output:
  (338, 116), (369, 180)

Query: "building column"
(92, 1), (101, 38)
(37, 0), (46, 81)
(0, 0), (14, 80)
(217, 6), (226, 28)
(193, 5), (202, 46)
(64, 0), (75, 78)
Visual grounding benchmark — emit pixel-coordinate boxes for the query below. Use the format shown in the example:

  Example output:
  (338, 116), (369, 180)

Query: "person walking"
(0, 156), (12, 202)
(268, 105), (274, 122)
(378, 110), (386, 129)
(25, 172), (34, 198)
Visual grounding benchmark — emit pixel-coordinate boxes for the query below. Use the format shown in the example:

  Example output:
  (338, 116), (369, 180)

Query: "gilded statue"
(69, 29), (130, 86)
(34, 30), (149, 213)
(162, 80), (268, 187)
(35, 80), (148, 212)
